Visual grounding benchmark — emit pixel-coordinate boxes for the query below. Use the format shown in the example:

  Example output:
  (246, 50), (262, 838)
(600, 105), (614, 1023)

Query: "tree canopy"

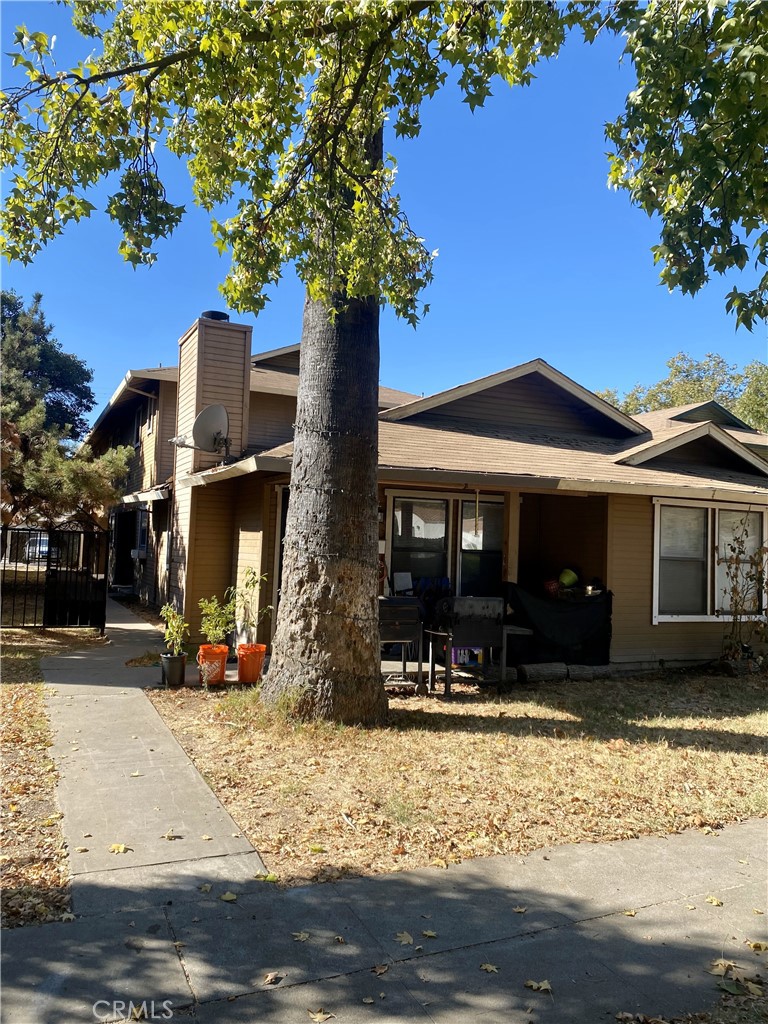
(1, 289), (95, 439)
(1, 1), (766, 327)
(1, 290), (130, 528)
(597, 351), (768, 431)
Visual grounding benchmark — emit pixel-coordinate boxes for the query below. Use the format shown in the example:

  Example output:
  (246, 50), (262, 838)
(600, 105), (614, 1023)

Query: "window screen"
(460, 501), (503, 596)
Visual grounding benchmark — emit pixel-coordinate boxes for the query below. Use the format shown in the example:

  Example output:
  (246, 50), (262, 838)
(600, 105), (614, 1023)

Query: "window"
(391, 498), (448, 580)
(460, 500), (504, 596)
(654, 501), (766, 622)
(146, 396), (157, 435)
(132, 405), (143, 448)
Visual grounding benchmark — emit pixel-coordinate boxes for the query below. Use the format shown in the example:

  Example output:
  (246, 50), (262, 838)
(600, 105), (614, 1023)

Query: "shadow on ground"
(3, 819), (766, 1024)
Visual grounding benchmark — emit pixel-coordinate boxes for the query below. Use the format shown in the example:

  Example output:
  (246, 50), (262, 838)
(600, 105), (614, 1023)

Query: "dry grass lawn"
(1, 627), (106, 927)
(147, 671), (768, 888)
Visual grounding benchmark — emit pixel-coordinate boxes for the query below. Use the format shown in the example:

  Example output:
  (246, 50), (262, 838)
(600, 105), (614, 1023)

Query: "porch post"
(503, 491), (521, 583)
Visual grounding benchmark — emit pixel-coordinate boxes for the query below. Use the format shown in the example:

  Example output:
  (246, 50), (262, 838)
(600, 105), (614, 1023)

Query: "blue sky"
(3, 2), (766, 418)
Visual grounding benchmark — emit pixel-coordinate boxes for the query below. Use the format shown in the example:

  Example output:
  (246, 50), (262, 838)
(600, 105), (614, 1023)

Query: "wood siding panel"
(413, 374), (631, 438)
(607, 493), (725, 664)
(185, 482), (236, 640)
(232, 476), (275, 643)
(247, 393), (296, 451)
(157, 381), (177, 482)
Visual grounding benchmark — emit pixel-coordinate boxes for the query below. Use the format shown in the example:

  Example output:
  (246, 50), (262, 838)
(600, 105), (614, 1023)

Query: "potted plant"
(197, 593), (236, 685)
(227, 568), (273, 684)
(159, 604), (189, 688)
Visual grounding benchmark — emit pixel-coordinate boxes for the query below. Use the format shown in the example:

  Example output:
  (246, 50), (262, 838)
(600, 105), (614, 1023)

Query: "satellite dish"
(191, 404), (230, 455)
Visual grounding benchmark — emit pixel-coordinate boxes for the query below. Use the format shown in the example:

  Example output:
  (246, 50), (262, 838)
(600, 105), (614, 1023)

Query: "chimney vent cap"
(200, 310), (230, 322)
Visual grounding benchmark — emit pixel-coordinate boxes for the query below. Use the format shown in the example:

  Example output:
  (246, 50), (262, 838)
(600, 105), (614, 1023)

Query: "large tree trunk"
(260, 292), (387, 725)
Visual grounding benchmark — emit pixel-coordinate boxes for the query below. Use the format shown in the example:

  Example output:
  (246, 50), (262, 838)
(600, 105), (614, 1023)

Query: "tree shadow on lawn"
(386, 675), (768, 755)
(2, 834), (765, 1024)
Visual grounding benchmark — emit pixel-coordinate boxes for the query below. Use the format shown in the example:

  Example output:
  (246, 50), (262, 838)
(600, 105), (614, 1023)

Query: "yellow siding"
(247, 392), (296, 451)
(157, 381), (177, 482)
(232, 476), (276, 643)
(607, 493), (725, 664)
(184, 482), (236, 640)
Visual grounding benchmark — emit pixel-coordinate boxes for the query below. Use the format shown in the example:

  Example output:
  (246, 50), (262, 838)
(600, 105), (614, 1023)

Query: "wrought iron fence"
(2, 523), (109, 630)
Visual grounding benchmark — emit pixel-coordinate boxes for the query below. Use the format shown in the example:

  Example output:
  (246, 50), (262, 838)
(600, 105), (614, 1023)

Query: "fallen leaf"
(60, 912), (75, 921)
(82, 832), (92, 838)
(396, 931), (413, 945)
(415, 945), (423, 952)
(513, 906), (527, 914)
(708, 959), (738, 976)
(753, 908), (765, 915)
(686, 904), (696, 910)
(201, 834), (212, 841)
(219, 891), (238, 902)
(746, 981), (764, 996)
(254, 873), (279, 883)
(705, 895), (723, 906)
(524, 979), (552, 993)
(372, 964), (389, 976)
(161, 828), (182, 841)
(309, 844), (326, 853)
(263, 972), (284, 986)
(362, 997), (374, 1005)
(293, 931), (310, 942)
(307, 1010), (335, 1023)
(74, 846), (88, 853)
(108, 843), (129, 854)
(623, 909), (637, 917)
(130, 771), (143, 778)
(173, 941), (186, 949)
(480, 963), (498, 973)
(334, 935), (345, 944)
(199, 883), (212, 893)
(747, 940), (768, 952)
(430, 858), (448, 869)
(422, 930), (437, 939)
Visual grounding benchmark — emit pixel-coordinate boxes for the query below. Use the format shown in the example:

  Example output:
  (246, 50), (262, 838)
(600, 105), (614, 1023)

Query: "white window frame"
(652, 498), (768, 624)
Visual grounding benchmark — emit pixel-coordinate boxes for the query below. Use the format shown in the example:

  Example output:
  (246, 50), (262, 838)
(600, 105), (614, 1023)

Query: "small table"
(501, 625), (534, 682)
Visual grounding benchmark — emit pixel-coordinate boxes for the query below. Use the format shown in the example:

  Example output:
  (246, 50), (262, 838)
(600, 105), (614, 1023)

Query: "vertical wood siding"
(157, 381), (177, 482)
(607, 493), (725, 664)
(247, 392), (296, 451)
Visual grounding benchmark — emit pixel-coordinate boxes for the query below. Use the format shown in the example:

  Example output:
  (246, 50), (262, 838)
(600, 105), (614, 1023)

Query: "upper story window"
(653, 500), (766, 622)
(132, 406), (142, 448)
(146, 396), (157, 435)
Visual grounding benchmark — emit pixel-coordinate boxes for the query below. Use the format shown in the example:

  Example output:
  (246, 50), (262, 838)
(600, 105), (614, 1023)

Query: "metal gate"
(1, 523), (110, 630)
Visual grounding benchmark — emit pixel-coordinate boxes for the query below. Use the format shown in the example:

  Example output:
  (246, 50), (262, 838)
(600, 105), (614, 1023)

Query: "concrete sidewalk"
(2, 602), (766, 1023)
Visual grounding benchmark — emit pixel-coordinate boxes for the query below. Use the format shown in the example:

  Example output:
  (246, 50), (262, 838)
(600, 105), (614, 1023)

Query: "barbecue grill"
(426, 596), (504, 696)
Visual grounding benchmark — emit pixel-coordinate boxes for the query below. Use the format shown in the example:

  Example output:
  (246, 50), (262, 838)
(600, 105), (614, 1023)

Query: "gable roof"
(380, 358), (646, 436)
(615, 420), (768, 476)
(633, 401), (755, 432)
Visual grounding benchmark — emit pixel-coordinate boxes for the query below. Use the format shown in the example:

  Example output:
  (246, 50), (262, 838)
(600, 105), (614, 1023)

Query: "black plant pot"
(160, 652), (187, 688)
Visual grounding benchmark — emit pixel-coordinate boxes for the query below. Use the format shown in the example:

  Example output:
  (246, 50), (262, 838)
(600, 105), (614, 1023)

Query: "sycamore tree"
(1, 2), (766, 723)
(598, 352), (768, 430)
(1, 290), (131, 540)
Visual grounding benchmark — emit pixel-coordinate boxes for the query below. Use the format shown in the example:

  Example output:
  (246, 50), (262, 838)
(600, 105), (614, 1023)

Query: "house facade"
(89, 312), (768, 668)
